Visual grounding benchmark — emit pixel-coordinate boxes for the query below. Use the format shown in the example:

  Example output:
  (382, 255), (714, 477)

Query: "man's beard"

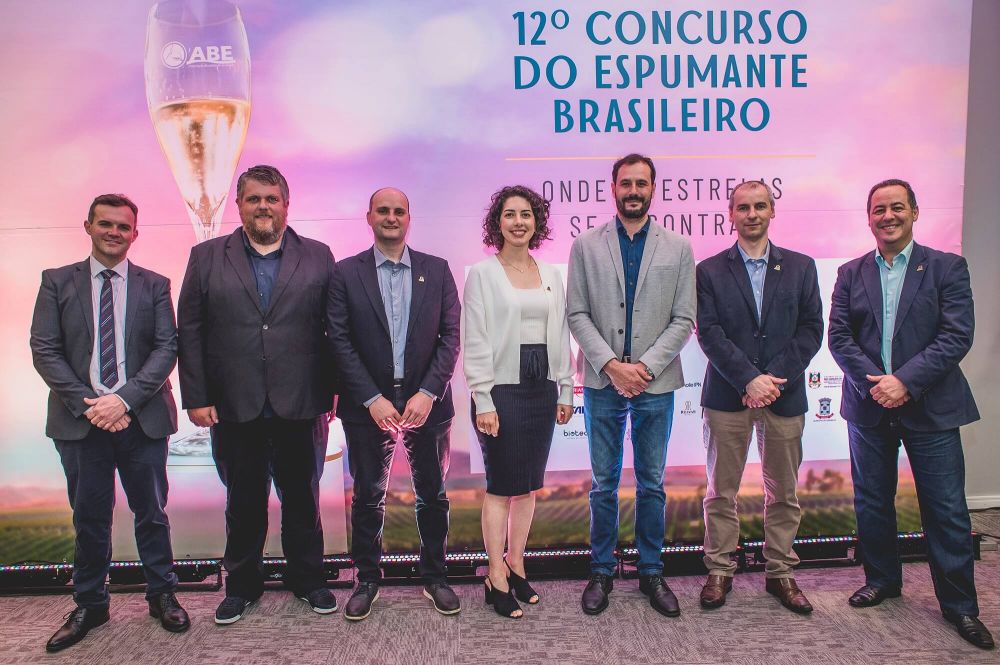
(244, 214), (284, 245)
(617, 195), (651, 220)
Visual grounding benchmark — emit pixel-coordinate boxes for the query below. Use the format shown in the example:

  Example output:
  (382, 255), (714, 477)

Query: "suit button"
(261, 354), (267, 361)
(262, 324), (269, 330)
(752, 357), (759, 364)
(620, 303), (625, 308)
(753, 332), (758, 338)
(618, 329), (624, 334)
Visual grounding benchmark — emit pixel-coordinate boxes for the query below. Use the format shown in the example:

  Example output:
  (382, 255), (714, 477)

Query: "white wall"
(961, 0), (1000, 507)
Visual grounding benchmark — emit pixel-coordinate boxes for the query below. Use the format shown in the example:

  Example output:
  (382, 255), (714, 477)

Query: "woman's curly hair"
(482, 185), (552, 250)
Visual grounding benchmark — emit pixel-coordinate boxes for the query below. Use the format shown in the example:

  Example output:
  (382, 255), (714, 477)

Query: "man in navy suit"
(30, 194), (189, 652)
(828, 179), (993, 649)
(178, 165), (338, 624)
(695, 181), (823, 614)
(328, 187), (461, 621)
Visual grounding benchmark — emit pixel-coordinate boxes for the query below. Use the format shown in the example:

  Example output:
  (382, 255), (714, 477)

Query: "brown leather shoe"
(700, 574), (733, 609)
(765, 577), (813, 614)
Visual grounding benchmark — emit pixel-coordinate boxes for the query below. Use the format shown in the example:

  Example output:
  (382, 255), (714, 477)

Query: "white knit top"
(462, 255), (575, 414)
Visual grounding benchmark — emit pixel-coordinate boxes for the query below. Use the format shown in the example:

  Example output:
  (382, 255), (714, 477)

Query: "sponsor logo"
(808, 371), (821, 388)
(161, 42), (236, 69)
(822, 374), (844, 388)
(683, 381), (703, 388)
(814, 397), (835, 420)
(680, 400), (697, 415)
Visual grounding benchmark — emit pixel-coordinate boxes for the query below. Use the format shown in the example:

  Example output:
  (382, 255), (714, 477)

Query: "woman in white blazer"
(462, 185), (574, 618)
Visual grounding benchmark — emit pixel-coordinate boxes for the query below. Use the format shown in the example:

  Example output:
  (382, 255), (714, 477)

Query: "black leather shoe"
(847, 584), (901, 608)
(46, 607), (110, 652)
(581, 573), (613, 615)
(945, 614), (995, 650)
(148, 592), (191, 633)
(345, 582), (379, 621)
(423, 582), (461, 615)
(639, 575), (681, 617)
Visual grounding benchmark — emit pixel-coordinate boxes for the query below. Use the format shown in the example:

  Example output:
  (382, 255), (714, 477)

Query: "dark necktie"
(98, 269), (118, 388)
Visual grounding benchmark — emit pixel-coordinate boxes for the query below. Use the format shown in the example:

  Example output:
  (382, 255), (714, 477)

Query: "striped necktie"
(98, 269), (118, 389)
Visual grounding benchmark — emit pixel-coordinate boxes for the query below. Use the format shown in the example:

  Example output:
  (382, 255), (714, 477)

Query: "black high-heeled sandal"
(505, 558), (539, 604)
(484, 576), (523, 618)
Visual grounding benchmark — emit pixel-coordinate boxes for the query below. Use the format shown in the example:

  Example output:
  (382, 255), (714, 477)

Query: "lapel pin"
(916, 264), (924, 272)
(774, 264), (781, 271)
(546, 286), (551, 292)
(418, 275), (425, 282)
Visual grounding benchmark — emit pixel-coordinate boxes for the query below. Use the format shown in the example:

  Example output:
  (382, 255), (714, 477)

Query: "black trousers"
(211, 416), (326, 599)
(55, 422), (177, 609)
(343, 390), (452, 584)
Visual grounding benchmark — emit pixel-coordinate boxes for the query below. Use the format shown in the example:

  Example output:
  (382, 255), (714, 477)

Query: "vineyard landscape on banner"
(0, 0), (973, 563)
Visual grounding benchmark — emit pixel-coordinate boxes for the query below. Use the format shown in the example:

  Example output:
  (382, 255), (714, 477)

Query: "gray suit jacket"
(30, 259), (179, 440)
(567, 218), (696, 393)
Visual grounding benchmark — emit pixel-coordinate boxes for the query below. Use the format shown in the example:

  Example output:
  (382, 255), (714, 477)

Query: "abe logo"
(161, 42), (235, 69)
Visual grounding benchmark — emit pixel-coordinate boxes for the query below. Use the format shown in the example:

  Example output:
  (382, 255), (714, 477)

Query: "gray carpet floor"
(2, 511), (998, 665)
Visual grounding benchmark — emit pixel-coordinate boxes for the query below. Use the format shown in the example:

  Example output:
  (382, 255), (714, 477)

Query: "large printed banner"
(0, 1), (972, 562)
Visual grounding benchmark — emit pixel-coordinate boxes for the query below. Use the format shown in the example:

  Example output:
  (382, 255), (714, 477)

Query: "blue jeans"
(585, 386), (674, 576)
(848, 420), (978, 617)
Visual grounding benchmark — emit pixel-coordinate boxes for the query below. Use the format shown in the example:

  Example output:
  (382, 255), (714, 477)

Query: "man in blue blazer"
(696, 180), (823, 614)
(30, 194), (189, 651)
(328, 187), (461, 620)
(828, 179), (993, 649)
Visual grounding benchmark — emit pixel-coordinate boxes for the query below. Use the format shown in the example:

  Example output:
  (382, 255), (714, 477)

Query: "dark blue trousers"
(55, 422), (177, 609)
(848, 419), (978, 617)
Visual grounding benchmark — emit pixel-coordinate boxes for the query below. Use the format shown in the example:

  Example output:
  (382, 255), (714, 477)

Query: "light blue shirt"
(374, 245), (412, 380)
(363, 246), (436, 409)
(737, 242), (770, 320)
(874, 240), (914, 373)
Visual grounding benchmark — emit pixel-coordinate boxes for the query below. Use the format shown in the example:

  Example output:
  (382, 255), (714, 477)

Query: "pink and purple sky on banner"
(0, 1), (971, 501)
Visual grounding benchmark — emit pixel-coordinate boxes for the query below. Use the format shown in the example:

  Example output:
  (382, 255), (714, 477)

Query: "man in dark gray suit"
(178, 165), (338, 624)
(30, 194), (189, 652)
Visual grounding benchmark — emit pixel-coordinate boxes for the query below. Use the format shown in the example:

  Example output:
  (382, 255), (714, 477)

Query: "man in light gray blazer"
(567, 154), (696, 617)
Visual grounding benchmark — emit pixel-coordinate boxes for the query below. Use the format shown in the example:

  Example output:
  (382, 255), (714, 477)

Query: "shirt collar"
(737, 241), (770, 265)
(875, 239), (914, 268)
(90, 255), (128, 279)
(615, 216), (650, 239)
(374, 245), (411, 268)
(241, 228), (286, 258)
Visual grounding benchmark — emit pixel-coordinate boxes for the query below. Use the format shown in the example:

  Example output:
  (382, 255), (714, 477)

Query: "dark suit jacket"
(696, 243), (823, 417)
(328, 247), (460, 425)
(828, 242), (979, 430)
(177, 227), (336, 423)
(30, 259), (178, 440)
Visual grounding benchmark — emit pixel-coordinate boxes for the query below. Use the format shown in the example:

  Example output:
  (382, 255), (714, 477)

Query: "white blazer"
(462, 255), (574, 414)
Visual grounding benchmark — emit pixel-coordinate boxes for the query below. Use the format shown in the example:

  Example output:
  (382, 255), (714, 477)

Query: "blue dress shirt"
(374, 245), (412, 380)
(242, 229), (285, 311)
(242, 229), (285, 417)
(874, 240), (914, 373)
(737, 241), (770, 321)
(616, 217), (650, 358)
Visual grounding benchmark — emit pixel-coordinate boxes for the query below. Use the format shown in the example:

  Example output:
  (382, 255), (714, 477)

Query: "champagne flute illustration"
(145, 0), (251, 243)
